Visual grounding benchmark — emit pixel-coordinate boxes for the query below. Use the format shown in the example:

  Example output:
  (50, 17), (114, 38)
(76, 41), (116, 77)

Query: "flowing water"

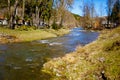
(0, 27), (99, 80)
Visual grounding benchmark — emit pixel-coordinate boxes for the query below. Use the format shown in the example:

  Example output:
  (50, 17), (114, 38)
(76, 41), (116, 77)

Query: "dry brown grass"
(43, 27), (120, 80)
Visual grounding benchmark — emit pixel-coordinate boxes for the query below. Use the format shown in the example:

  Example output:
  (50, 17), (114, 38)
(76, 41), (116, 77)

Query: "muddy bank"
(0, 34), (19, 44)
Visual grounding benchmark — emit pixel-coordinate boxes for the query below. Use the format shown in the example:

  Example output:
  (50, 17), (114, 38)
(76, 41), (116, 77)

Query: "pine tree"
(111, 0), (120, 26)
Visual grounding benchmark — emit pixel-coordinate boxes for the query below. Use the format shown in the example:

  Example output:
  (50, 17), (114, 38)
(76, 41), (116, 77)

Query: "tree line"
(1, 0), (119, 30)
(0, 0), (73, 29)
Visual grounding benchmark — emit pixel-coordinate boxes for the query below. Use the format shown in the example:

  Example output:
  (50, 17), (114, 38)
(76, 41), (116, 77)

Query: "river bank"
(43, 26), (120, 80)
(0, 27), (99, 80)
(0, 27), (70, 44)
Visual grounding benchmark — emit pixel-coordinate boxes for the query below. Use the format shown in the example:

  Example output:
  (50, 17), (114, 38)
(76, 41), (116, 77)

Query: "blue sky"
(70, 0), (107, 16)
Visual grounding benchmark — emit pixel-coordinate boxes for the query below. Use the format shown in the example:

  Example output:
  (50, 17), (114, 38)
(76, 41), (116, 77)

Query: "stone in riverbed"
(13, 66), (22, 70)
(25, 57), (33, 62)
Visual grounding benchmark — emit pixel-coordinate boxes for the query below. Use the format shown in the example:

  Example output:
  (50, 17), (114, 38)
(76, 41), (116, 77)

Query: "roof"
(0, 15), (5, 20)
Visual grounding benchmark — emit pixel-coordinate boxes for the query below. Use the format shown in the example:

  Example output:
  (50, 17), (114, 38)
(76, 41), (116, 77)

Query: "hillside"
(43, 26), (120, 80)
(72, 13), (82, 26)
(49, 10), (80, 28)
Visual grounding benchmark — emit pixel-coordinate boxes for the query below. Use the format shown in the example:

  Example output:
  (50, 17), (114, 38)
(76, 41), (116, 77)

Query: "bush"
(15, 25), (37, 31)
(52, 22), (59, 30)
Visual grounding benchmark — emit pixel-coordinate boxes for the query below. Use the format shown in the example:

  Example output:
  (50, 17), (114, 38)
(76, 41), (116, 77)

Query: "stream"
(0, 27), (99, 80)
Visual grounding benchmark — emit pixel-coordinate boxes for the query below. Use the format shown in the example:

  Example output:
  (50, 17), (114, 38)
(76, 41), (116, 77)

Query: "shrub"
(15, 25), (36, 31)
(52, 22), (59, 30)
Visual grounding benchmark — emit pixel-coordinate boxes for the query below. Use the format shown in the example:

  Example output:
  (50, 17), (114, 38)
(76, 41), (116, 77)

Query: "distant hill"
(72, 13), (82, 27)
(49, 10), (81, 28)
(72, 13), (81, 20)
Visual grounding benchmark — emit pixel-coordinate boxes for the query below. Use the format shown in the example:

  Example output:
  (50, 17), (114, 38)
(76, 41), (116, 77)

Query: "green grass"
(0, 27), (70, 42)
(43, 26), (120, 80)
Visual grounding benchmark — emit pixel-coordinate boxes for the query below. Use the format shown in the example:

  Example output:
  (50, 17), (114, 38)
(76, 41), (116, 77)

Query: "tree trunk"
(35, 0), (40, 28)
(22, 0), (25, 24)
(59, 14), (64, 28)
(9, 0), (19, 29)
(8, 0), (10, 14)
(8, 0), (11, 27)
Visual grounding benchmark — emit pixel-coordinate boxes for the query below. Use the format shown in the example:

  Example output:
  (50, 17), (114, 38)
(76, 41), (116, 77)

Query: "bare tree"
(99, 3), (104, 17)
(58, 0), (73, 27)
(83, 2), (91, 28)
(90, 0), (96, 28)
(82, 0), (96, 29)
(51, 0), (73, 29)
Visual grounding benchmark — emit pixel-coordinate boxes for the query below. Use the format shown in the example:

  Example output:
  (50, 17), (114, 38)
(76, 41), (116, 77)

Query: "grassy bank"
(43, 27), (120, 80)
(0, 27), (70, 43)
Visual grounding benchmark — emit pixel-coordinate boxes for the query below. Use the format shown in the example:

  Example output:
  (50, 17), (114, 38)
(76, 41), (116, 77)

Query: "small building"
(100, 17), (115, 28)
(101, 20), (115, 28)
(0, 15), (8, 25)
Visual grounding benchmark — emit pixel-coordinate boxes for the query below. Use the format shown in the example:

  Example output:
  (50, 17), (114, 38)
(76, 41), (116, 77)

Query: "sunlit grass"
(0, 27), (70, 42)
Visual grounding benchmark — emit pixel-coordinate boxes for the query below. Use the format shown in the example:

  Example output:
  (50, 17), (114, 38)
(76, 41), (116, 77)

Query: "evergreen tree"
(106, 0), (114, 27)
(111, 0), (120, 26)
